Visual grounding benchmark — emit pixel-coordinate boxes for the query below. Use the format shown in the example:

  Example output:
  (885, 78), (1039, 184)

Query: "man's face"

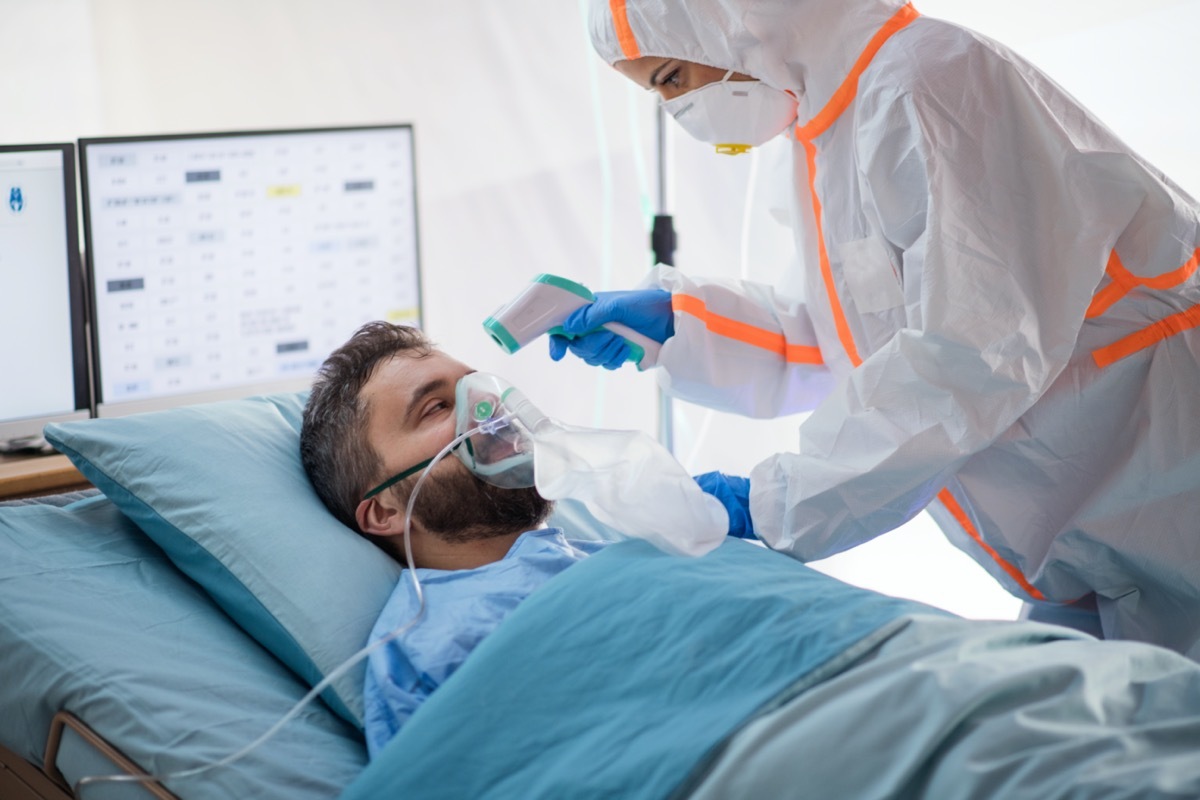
(361, 349), (471, 487)
(358, 350), (551, 547)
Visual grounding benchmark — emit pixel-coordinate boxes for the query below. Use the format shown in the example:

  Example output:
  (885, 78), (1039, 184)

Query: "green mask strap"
(361, 437), (472, 501)
(362, 457), (434, 501)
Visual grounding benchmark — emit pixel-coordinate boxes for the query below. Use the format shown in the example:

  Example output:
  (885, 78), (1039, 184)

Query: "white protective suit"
(590, 1), (1200, 658)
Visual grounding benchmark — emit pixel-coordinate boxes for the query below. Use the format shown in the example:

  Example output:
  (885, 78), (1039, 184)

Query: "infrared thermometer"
(483, 274), (662, 370)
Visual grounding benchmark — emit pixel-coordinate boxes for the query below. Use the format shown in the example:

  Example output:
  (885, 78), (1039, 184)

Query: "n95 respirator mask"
(661, 70), (798, 155)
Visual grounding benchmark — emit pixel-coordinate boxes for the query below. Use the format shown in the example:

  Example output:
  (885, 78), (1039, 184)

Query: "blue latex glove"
(694, 471), (756, 540)
(549, 289), (674, 370)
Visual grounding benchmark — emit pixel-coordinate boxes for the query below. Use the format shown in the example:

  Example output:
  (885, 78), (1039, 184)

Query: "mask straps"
(362, 440), (472, 501)
(363, 459), (431, 500)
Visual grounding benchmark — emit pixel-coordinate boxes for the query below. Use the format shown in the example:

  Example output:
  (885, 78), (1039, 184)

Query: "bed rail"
(43, 711), (180, 800)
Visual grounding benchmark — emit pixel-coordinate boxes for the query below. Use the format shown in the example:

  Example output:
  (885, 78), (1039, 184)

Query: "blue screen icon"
(8, 186), (23, 213)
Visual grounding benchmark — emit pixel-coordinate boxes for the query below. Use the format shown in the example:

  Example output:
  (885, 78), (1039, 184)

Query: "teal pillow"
(44, 393), (402, 729)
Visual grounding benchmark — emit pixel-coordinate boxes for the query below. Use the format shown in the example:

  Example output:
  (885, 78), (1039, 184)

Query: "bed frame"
(0, 462), (176, 799)
(0, 741), (72, 800)
(0, 712), (179, 800)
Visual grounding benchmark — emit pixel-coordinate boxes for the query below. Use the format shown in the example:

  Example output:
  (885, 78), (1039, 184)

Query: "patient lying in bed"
(303, 323), (1200, 797)
(299, 322), (751, 755)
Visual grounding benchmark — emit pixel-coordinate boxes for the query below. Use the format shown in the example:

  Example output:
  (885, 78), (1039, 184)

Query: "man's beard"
(407, 460), (553, 545)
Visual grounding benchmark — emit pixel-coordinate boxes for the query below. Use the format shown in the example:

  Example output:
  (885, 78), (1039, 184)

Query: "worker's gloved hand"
(694, 471), (756, 540)
(548, 327), (633, 369)
(548, 289), (674, 370)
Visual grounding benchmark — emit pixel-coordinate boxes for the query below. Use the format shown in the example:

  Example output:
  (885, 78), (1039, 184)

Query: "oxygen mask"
(362, 369), (726, 559)
(454, 371), (728, 559)
(452, 372), (547, 489)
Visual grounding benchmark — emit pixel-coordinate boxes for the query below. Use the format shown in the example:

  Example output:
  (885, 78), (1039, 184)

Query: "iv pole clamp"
(651, 214), (676, 268)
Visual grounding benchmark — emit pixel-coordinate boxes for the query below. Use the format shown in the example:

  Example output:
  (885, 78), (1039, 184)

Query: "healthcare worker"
(550, 0), (1200, 659)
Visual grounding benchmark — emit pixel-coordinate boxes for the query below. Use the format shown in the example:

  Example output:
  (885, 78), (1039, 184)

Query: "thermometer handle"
(600, 322), (661, 371)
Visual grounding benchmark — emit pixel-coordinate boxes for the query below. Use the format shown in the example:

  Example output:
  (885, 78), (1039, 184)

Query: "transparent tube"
(72, 424), (494, 798)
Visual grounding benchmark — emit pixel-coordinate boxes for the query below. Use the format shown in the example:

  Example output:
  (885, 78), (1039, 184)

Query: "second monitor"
(0, 142), (90, 445)
(79, 124), (422, 417)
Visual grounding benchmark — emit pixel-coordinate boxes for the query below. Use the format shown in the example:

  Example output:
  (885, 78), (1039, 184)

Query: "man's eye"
(662, 69), (680, 87)
(423, 400), (450, 418)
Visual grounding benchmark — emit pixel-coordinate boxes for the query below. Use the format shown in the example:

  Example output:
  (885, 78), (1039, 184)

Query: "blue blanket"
(342, 539), (948, 799)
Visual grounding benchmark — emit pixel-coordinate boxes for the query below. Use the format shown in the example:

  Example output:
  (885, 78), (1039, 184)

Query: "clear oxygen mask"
(455, 373), (728, 558)
(452, 372), (546, 489)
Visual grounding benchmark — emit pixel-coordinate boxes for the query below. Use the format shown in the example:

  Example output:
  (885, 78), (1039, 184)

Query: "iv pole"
(651, 104), (676, 454)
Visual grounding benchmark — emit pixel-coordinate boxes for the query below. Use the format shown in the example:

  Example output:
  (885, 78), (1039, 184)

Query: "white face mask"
(660, 70), (798, 155)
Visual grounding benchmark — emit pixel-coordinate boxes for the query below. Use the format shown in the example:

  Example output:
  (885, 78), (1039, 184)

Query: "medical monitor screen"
(79, 124), (422, 416)
(0, 143), (90, 444)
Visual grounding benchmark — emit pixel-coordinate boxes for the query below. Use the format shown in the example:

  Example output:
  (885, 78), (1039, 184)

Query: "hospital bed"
(0, 490), (366, 799)
(0, 391), (390, 799)
(2, 393), (1198, 799)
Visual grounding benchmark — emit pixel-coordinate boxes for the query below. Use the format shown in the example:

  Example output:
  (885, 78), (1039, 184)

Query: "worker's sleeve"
(749, 52), (1146, 560)
(644, 264), (836, 418)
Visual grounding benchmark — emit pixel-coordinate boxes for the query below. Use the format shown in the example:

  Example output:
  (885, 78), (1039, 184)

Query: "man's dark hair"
(301, 321), (433, 531)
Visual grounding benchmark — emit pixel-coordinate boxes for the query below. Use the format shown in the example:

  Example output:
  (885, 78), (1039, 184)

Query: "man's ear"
(355, 495), (406, 537)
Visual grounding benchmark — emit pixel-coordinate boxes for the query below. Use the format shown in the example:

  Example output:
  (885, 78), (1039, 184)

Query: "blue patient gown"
(363, 528), (605, 757)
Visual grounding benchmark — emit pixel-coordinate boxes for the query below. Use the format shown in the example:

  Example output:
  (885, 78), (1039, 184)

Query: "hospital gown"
(362, 528), (606, 757)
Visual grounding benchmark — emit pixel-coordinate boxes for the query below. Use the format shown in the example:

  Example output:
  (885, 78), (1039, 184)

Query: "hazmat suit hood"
(589, 0), (911, 120)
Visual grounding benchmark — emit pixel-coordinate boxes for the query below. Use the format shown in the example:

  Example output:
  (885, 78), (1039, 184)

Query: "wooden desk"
(0, 454), (89, 501)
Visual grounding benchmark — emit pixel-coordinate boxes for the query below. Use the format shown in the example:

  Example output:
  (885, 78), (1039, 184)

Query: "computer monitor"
(79, 124), (422, 417)
(0, 143), (91, 445)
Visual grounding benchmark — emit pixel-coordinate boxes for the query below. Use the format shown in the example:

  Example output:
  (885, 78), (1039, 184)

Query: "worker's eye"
(660, 68), (680, 88)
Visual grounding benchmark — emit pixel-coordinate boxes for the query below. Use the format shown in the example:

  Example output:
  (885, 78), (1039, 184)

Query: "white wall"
(4, 0), (1197, 618)
(2, 0), (664, 435)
